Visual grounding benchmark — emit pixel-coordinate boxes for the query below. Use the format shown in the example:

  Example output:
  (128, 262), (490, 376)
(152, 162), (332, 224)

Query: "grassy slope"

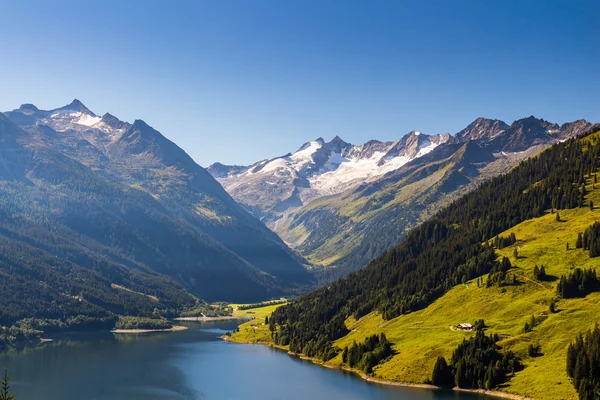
(228, 302), (287, 343)
(231, 155), (600, 399)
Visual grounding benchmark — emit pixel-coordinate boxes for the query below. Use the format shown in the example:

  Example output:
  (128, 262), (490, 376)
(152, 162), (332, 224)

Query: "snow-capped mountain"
(210, 116), (596, 279)
(208, 131), (450, 217)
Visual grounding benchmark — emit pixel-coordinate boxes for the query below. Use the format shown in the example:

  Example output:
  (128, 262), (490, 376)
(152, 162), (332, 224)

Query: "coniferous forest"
(269, 128), (600, 381)
(432, 330), (522, 390)
(567, 324), (600, 400)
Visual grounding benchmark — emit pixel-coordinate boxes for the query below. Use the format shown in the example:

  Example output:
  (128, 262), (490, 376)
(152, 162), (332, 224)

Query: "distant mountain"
(0, 100), (312, 325)
(208, 131), (450, 218)
(210, 116), (596, 279)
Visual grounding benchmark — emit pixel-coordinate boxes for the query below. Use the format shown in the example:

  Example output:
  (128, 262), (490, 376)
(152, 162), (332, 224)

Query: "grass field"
(230, 143), (600, 399)
(228, 301), (287, 343)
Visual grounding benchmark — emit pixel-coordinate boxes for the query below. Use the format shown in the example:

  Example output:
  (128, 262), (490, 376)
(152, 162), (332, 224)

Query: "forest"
(341, 333), (393, 374)
(567, 324), (600, 400)
(269, 127), (600, 369)
(432, 330), (521, 390)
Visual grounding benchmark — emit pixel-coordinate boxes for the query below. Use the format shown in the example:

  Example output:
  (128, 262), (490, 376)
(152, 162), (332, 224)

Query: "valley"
(211, 117), (595, 279)
(228, 129), (600, 400)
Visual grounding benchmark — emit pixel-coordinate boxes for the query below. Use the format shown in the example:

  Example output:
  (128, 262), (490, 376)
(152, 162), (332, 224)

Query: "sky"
(0, 0), (598, 166)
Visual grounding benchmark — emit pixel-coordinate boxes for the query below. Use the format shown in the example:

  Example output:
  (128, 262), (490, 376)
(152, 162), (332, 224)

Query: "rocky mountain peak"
(54, 99), (96, 116)
(453, 118), (509, 143)
(100, 113), (128, 130)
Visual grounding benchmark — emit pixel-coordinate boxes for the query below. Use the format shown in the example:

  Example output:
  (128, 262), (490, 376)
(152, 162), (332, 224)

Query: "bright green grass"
(322, 178), (600, 400)
(236, 184), (600, 399)
(229, 302), (287, 343)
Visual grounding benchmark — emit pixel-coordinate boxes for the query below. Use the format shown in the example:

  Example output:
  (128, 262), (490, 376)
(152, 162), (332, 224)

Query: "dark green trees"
(566, 325), (600, 400)
(0, 370), (15, 400)
(582, 222), (600, 257)
(533, 265), (547, 281)
(557, 268), (599, 298)
(431, 356), (454, 388)
(431, 331), (521, 390)
(342, 334), (392, 374)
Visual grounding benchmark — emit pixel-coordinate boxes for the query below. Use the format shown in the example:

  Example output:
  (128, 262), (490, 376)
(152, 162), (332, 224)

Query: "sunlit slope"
(324, 174), (600, 399)
(232, 136), (600, 399)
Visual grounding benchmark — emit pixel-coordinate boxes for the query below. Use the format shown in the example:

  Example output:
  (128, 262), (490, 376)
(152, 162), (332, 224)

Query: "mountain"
(0, 100), (311, 326)
(241, 125), (600, 400)
(208, 131), (450, 218)
(210, 117), (595, 279)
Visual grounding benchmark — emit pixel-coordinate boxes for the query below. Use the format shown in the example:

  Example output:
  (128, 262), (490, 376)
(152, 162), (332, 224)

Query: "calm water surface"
(0, 320), (492, 400)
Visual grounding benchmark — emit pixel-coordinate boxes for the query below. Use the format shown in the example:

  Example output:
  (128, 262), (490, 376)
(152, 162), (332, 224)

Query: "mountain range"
(0, 100), (312, 325)
(210, 116), (596, 278)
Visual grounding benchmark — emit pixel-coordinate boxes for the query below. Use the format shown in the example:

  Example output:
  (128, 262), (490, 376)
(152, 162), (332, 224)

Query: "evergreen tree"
(590, 201), (594, 211)
(431, 356), (454, 388)
(0, 370), (15, 400)
(576, 233), (584, 249)
(566, 325), (600, 399)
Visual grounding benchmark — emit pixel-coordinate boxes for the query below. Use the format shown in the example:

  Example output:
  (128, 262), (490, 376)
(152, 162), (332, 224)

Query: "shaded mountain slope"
(0, 101), (313, 325)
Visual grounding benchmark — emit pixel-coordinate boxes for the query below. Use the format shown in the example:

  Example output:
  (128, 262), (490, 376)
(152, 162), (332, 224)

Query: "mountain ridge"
(210, 116), (596, 279)
(0, 100), (313, 327)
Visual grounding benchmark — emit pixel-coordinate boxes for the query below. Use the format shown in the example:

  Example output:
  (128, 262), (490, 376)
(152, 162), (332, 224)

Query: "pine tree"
(590, 201), (594, 211)
(431, 356), (454, 388)
(0, 369), (15, 400)
(576, 233), (583, 249)
(556, 212), (561, 222)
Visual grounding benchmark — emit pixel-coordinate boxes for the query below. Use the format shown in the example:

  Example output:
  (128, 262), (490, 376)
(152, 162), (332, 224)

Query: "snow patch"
(415, 140), (438, 158)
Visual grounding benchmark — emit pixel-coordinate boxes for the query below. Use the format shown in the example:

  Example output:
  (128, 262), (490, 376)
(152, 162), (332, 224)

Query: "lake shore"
(175, 315), (249, 321)
(111, 325), (188, 334)
(222, 335), (531, 400)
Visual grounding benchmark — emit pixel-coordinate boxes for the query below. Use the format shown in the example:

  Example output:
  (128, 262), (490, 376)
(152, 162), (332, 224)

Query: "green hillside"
(235, 129), (600, 399)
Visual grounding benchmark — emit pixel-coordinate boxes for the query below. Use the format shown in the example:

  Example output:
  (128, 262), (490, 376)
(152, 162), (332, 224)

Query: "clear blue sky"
(1, 0), (598, 166)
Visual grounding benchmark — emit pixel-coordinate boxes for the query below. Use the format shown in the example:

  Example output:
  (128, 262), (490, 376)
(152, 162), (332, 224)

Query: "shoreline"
(221, 336), (531, 400)
(175, 315), (249, 321)
(111, 325), (188, 334)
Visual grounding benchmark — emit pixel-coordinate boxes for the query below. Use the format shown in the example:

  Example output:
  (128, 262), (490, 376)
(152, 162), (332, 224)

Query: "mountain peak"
(453, 117), (509, 143)
(101, 113), (127, 130)
(55, 99), (96, 116)
(18, 104), (39, 112)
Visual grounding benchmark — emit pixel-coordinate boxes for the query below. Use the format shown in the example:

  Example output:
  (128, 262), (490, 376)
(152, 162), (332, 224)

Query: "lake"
(0, 320), (492, 400)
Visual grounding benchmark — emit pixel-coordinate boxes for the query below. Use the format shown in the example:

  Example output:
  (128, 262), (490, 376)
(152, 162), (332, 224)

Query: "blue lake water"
(0, 320), (492, 400)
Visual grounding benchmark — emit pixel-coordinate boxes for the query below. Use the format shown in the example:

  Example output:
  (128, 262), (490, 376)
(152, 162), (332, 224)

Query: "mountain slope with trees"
(241, 127), (600, 399)
(0, 100), (313, 332)
(213, 117), (594, 281)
